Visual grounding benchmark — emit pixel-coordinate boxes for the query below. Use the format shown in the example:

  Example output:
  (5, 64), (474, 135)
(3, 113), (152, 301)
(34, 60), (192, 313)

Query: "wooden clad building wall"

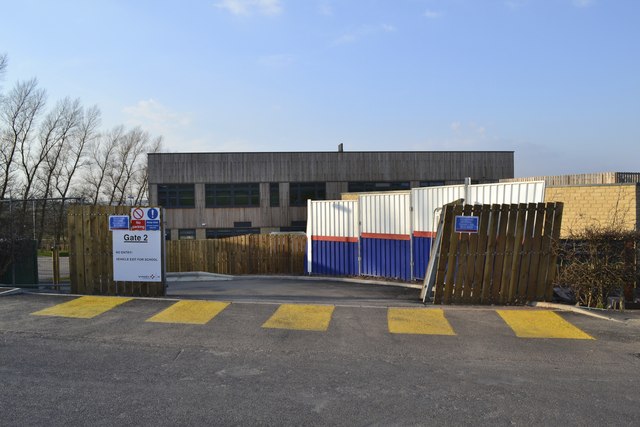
(148, 151), (514, 184)
(148, 151), (514, 232)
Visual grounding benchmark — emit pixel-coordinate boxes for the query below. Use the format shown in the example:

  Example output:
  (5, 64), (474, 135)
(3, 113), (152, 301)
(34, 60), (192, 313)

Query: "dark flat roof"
(149, 150), (514, 155)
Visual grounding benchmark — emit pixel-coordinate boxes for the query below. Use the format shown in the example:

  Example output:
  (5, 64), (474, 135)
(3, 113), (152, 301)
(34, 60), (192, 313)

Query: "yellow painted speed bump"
(262, 304), (334, 331)
(497, 310), (594, 339)
(146, 300), (230, 325)
(32, 296), (132, 319)
(388, 308), (456, 335)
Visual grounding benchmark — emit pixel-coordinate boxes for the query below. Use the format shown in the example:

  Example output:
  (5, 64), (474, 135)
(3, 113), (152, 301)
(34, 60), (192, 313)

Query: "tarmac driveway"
(167, 275), (423, 307)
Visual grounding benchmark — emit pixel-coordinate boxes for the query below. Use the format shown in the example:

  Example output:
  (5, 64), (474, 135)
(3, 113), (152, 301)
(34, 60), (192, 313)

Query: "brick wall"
(545, 184), (639, 237)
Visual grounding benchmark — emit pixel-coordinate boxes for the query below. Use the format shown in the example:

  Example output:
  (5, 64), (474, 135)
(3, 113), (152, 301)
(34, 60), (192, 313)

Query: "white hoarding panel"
(359, 193), (411, 235)
(113, 230), (162, 282)
(467, 181), (545, 205)
(309, 200), (359, 238)
(412, 181), (545, 233)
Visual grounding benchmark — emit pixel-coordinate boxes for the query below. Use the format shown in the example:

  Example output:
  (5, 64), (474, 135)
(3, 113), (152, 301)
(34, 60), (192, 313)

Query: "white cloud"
(215, 0), (282, 16)
(504, 0), (528, 10)
(424, 9), (443, 19)
(318, 1), (332, 16)
(123, 99), (192, 137)
(441, 121), (491, 149)
(572, 0), (594, 8)
(258, 53), (295, 68)
(334, 24), (396, 45)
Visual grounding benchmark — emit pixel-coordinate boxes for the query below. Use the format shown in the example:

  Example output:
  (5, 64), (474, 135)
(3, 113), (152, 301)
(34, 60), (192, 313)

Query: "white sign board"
(112, 230), (162, 282)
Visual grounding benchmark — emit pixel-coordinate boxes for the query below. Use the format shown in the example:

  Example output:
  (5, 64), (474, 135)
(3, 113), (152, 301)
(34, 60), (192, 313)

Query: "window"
(158, 184), (195, 208)
(289, 182), (326, 206)
(281, 220), (307, 232)
(270, 183), (280, 207)
(234, 221), (252, 228)
(206, 228), (260, 239)
(347, 181), (410, 192)
(419, 180), (446, 187)
(205, 183), (260, 208)
(178, 229), (196, 240)
(165, 229), (171, 241)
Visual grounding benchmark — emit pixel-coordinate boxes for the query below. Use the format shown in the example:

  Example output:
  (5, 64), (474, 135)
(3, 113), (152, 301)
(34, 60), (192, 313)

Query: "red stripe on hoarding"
(312, 236), (359, 243)
(413, 231), (436, 238)
(361, 233), (411, 241)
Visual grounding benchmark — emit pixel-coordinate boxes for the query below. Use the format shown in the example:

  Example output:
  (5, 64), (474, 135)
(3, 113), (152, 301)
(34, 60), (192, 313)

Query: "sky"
(1, 0), (639, 177)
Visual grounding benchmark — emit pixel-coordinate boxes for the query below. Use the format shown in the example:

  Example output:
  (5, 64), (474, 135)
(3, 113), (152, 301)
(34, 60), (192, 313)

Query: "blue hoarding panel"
(310, 241), (358, 276)
(361, 237), (411, 281)
(412, 236), (433, 280)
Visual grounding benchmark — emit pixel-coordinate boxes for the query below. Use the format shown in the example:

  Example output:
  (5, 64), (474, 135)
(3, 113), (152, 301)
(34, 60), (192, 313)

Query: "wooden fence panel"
(545, 202), (563, 301)
(471, 204), (490, 304)
(526, 203), (547, 301)
(165, 234), (306, 275)
(433, 202), (563, 305)
(507, 204), (527, 302)
(499, 204), (519, 304)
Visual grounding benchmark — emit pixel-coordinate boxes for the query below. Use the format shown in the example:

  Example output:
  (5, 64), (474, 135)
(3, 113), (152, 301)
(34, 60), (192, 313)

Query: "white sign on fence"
(112, 230), (162, 282)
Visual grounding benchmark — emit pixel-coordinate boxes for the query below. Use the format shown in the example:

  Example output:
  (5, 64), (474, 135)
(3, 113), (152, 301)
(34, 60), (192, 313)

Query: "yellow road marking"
(262, 304), (334, 331)
(146, 300), (230, 325)
(32, 296), (132, 319)
(497, 310), (594, 339)
(388, 308), (456, 335)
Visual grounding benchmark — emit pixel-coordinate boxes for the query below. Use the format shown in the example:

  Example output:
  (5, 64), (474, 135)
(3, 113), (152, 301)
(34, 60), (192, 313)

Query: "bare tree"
(0, 79), (46, 203)
(105, 127), (149, 205)
(31, 98), (83, 243)
(132, 135), (162, 205)
(52, 105), (100, 200)
(28, 98), (81, 195)
(0, 53), (7, 85)
(81, 125), (123, 205)
(48, 105), (101, 243)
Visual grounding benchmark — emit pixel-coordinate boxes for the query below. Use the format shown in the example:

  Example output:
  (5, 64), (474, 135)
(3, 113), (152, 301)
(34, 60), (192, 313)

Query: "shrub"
(555, 227), (639, 308)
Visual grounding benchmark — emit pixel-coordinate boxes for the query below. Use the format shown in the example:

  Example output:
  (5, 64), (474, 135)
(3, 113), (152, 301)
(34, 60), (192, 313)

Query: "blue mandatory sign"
(454, 215), (479, 233)
(147, 208), (159, 220)
(109, 215), (130, 230)
(146, 220), (160, 231)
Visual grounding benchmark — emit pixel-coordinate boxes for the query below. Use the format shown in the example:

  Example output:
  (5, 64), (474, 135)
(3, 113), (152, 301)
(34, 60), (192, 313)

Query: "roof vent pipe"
(338, 143), (343, 153)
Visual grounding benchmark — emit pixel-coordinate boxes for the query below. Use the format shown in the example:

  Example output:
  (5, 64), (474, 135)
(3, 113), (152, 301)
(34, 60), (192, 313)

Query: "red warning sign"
(130, 219), (146, 230)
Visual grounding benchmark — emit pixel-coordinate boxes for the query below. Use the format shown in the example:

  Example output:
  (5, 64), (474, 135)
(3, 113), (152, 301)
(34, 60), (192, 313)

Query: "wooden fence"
(432, 202), (563, 305)
(68, 205), (165, 297)
(166, 235), (306, 275)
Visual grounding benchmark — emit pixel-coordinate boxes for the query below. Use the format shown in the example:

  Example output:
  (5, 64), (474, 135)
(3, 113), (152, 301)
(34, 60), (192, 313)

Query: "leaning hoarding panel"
(411, 185), (465, 280)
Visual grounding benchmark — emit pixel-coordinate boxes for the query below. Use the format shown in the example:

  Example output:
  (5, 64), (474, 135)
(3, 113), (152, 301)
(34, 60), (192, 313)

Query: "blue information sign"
(454, 215), (479, 233)
(109, 215), (129, 230)
(146, 220), (160, 231)
(147, 208), (159, 220)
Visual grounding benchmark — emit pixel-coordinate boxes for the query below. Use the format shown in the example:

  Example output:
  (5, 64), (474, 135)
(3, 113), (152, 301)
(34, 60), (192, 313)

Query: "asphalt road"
(167, 276), (423, 306)
(1, 292), (640, 426)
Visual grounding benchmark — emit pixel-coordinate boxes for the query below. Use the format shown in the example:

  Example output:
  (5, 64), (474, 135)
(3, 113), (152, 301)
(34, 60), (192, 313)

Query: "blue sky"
(2, 0), (639, 177)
